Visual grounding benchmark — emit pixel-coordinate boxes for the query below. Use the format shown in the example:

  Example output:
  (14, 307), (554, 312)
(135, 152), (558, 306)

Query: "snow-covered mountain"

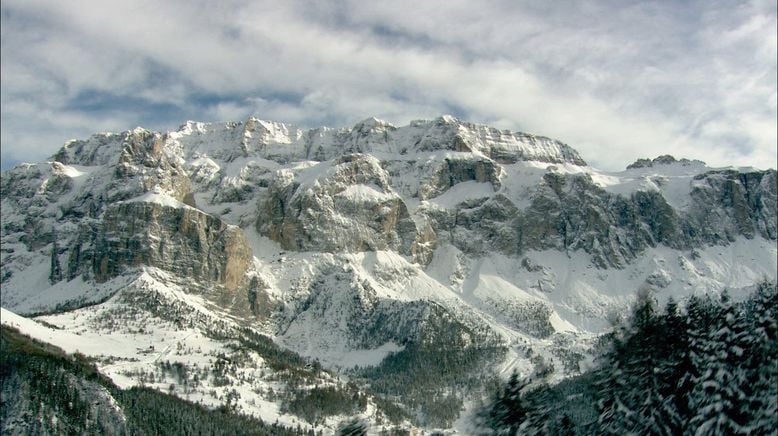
(1, 115), (776, 433)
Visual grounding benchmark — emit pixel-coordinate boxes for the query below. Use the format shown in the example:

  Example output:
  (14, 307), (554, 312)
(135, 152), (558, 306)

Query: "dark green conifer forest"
(479, 280), (778, 435)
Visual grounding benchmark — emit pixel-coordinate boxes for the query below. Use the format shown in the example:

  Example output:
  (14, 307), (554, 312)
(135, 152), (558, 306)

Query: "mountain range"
(1, 115), (775, 434)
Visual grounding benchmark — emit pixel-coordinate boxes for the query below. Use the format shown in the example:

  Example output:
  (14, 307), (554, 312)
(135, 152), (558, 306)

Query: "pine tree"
(740, 281), (778, 434)
(688, 291), (750, 434)
(597, 290), (696, 434)
(597, 289), (665, 433)
(682, 292), (720, 432)
(486, 371), (530, 435)
(484, 283), (778, 436)
(557, 413), (575, 436)
(517, 383), (560, 435)
(653, 296), (691, 433)
(337, 418), (367, 436)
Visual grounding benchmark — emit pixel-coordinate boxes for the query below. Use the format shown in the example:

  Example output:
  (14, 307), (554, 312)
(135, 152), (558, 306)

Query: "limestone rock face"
(421, 168), (777, 268)
(418, 155), (501, 200)
(687, 170), (778, 242)
(94, 200), (251, 290)
(257, 154), (419, 255)
(54, 128), (194, 205)
(450, 194), (521, 255)
(0, 162), (76, 252)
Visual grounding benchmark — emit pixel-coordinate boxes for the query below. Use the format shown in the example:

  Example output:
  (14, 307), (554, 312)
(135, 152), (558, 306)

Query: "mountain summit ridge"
(51, 115), (587, 168)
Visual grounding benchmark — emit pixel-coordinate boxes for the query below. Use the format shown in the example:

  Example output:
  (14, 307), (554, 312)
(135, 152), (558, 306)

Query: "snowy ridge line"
(48, 115), (587, 169)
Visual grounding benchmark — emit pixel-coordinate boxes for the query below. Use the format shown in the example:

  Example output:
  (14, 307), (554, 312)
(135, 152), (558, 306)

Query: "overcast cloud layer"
(1, 0), (776, 171)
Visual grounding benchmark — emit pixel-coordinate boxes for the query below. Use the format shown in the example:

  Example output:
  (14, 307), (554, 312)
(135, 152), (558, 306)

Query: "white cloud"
(1, 0), (775, 170)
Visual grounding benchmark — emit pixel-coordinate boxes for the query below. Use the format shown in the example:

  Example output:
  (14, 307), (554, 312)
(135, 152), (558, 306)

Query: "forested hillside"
(479, 280), (778, 435)
(0, 326), (303, 435)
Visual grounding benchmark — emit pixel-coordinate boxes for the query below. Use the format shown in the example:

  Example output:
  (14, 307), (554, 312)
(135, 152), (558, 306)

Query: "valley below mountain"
(1, 115), (776, 434)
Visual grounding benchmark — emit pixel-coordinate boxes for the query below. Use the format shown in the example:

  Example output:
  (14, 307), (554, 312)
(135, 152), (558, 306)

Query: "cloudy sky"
(1, 0), (776, 171)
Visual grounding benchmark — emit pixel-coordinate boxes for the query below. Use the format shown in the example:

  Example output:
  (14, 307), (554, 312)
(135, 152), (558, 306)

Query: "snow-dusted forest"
(479, 280), (778, 435)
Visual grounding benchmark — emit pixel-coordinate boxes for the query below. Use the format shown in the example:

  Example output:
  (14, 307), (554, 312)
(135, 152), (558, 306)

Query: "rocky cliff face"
(257, 154), (419, 256)
(94, 198), (251, 291)
(435, 168), (777, 268)
(53, 128), (194, 205)
(1, 134), (250, 314)
(688, 169), (777, 241)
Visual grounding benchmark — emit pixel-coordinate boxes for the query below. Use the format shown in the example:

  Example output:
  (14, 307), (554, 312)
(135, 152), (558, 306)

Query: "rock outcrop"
(257, 154), (419, 255)
(418, 155), (501, 200)
(93, 198), (251, 291)
(626, 155), (703, 169)
(687, 170), (778, 242)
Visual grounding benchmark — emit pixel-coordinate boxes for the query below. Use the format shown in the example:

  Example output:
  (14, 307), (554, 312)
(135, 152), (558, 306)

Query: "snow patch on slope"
(427, 181), (494, 209)
(337, 184), (394, 203)
(122, 191), (193, 209)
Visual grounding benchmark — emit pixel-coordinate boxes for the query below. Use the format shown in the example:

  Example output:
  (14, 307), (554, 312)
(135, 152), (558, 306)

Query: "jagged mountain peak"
(626, 154), (707, 170)
(352, 116), (395, 130)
